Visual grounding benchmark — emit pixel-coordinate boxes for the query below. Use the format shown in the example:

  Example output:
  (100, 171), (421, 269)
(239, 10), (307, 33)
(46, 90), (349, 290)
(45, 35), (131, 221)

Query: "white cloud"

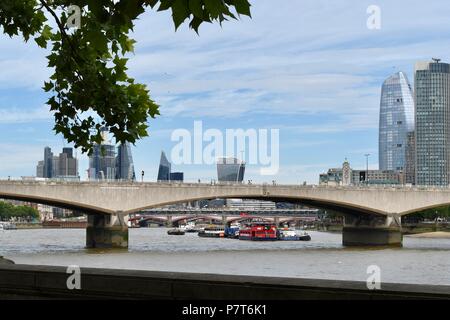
(0, 106), (51, 124)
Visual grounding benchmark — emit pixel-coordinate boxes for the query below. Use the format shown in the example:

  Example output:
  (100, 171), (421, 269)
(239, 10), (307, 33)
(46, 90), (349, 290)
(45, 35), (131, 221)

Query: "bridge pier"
(342, 214), (402, 247)
(86, 212), (129, 249)
(166, 215), (173, 228)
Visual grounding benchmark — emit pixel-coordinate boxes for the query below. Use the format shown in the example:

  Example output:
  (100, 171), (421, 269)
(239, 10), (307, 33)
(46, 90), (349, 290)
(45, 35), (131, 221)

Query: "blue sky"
(1, 0), (450, 183)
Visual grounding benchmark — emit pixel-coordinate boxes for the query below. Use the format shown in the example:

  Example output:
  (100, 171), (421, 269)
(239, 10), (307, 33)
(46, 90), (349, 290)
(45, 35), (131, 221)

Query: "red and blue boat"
(239, 223), (277, 241)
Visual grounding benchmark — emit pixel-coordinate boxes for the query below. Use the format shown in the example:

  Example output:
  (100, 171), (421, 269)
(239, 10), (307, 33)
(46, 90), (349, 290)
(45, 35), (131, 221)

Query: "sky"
(1, 0), (450, 184)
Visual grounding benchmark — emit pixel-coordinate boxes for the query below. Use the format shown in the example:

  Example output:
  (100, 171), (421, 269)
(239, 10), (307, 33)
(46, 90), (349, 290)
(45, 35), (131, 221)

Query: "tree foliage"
(0, 0), (251, 154)
(0, 201), (39, 220)
(406, 205), (450, 221)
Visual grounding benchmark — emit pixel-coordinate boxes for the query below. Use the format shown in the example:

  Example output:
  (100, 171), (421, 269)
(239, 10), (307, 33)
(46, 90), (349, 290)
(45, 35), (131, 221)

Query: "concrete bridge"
(1, 180), (450, 247)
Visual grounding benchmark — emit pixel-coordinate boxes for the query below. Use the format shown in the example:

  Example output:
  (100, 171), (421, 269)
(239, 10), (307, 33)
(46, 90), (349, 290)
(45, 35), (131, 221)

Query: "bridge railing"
(1, 178), (450, 191)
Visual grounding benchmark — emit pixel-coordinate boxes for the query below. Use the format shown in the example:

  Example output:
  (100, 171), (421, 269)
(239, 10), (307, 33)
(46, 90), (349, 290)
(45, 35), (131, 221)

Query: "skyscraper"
(37, 147), (78, 179)
(217, 157), (245, 182)
(415, 59), (450, 186)
(58, 148), (78, 177)
(156, 151), (184, 182)
(157, 151), (171, 181)
(36, 161), (44, 178)
(116, 143), (135, 181)
(378, 71), (415, 172)
(405, 131), (416, 184)
(88, 130), (116, 180)
(43, 147), (53, 178)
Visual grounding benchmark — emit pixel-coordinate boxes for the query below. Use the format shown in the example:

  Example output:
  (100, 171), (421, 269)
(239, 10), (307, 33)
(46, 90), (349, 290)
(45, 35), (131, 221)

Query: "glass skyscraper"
(378, 71), (415, 172)
(116, 143), (135, 181)
(157, 151), (171, 181)
(415, 60), (450, 186)
(43, 147), (53, 178)
(217, 157), (245, 182)
(88, 130), (116, 180)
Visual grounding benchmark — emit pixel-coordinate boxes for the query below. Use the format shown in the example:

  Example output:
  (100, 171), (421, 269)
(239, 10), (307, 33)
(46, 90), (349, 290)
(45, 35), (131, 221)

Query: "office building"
(319, 160), (403, 185)
(58, 148), (78, 177)
(157, 151), (171, 181)
(379, 71), (415, 172)
(217, 157), (245, 182)
(36, 147), (78, 179)
(405, 131), (416, 184)
(116, 143), (135, 181)
(43, 147), (53, 178)
(170, 172), (184, 182)
(415, 59), (450, 186)
(157, 151), (184, 182)
(88, 130), (116, 180)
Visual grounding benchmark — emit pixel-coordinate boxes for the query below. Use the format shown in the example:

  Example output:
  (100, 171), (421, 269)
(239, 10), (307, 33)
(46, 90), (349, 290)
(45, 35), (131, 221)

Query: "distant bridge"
(1, 180), (449, 247)
(135, 214), (319, 227)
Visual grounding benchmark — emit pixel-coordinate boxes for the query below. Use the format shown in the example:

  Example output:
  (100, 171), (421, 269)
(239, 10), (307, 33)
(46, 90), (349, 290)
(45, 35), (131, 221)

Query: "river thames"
(1, 228), (449, 286)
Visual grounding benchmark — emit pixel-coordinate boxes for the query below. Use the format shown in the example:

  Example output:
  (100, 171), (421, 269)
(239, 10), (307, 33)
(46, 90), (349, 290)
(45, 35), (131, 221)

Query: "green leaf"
(189, 0), (204, 19)
(233, 0), (251, 17)
(172, 0), (191, 30)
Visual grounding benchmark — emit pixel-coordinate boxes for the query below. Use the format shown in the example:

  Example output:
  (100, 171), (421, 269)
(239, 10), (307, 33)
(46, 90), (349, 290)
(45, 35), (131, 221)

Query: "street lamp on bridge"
(364, 154), (370, 184)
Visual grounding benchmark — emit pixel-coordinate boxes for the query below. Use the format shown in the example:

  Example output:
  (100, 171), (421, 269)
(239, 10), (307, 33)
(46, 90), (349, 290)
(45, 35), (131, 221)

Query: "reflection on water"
(1, 228), (450, 285)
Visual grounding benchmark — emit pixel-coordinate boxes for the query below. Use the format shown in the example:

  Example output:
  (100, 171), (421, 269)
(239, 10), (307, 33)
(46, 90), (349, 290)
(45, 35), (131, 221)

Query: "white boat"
(0, 222), (17, 230)
(277, 227), (311, 241)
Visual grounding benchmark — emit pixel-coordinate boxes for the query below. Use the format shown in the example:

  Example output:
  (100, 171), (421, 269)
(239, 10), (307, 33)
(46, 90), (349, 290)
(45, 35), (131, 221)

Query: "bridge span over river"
(1, 180), (449, 248)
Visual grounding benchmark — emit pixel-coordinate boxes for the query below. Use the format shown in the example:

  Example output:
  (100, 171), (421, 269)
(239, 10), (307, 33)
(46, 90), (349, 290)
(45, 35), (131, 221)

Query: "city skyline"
(3, 1), (450, 183)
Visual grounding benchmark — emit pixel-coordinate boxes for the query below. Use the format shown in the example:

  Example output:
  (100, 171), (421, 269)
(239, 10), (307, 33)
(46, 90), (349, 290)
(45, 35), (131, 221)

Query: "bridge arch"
(123, 195), (388, 217)
(0, 192), (113, 215)
(399, 202), (450, 216)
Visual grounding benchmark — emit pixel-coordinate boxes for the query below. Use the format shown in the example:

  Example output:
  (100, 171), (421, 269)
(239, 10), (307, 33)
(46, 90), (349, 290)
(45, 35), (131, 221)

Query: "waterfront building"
(217, 157), (245, 183)
(226, 199), (276, 210)
(415, 59), (450, 186)
(116, 143), (135, 181)
(379, 72), (415, 172)
(319, 168), (343, 186)
(351, 169), (403, 185)
(342, 159), (352, 186)
(319, 160), (403, 185)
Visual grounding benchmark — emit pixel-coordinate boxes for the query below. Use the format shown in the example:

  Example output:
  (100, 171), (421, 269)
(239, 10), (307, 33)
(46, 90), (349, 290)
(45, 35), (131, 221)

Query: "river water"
(1, 228), (449, 285)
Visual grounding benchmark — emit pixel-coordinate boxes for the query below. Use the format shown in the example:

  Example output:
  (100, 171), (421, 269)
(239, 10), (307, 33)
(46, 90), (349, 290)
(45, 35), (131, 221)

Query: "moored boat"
(239, 223), (277, 241)
(184, 222), (200, 233)
(167, 228), (185, 235)
(198, 225), (225, 238)
(297, 232), (311, 241)
(224, 225), (240, 238)
(277, 227), (311, 241)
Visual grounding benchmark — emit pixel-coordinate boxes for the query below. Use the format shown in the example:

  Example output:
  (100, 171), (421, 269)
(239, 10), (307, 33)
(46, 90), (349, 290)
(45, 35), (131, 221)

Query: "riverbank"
(405, 231), (450, 239)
